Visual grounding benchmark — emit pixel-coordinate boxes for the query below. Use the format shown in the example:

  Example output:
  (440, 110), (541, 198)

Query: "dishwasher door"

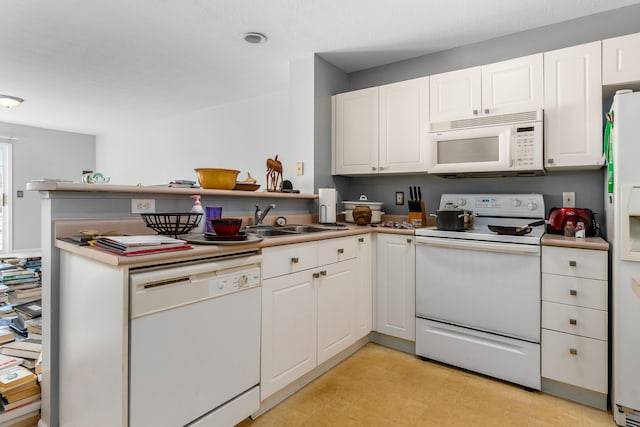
(129, 259), (261, 427)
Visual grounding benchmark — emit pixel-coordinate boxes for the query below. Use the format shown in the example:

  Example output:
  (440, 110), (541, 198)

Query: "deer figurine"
(266, 155), (283, 192)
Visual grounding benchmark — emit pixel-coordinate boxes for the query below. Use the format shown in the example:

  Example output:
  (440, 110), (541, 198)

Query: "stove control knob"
(457, 199), (466, 206)
(511, 199), (522, 208)
(527, 202), (538, 210)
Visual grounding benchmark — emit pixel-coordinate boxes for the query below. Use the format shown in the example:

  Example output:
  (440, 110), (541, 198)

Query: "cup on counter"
(205, 206), (223, 233)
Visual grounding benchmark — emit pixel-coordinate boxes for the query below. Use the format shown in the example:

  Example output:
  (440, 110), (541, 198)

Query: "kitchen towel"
(318, 188), (337, 224)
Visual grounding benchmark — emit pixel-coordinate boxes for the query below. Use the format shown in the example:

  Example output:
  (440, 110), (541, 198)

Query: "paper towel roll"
(319, 188), (337, 224)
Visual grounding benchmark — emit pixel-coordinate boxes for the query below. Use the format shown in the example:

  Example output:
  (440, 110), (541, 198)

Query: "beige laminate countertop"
(55, 223), (414, 268)
(541, 234), (609, 251)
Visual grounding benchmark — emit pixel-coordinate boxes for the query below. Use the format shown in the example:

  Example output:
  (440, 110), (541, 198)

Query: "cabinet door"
(317, 259), (357, 364)
(379, 77), (429, 173)
(261, 271), (316, 399)
(375, 234), (415, 341)
(603, 32), (640, 85)
(332, 87), (379, 175)
(544, 42), (603, 169)
(481, 53), (543, 115)
(429, 66), (481, 123)
(355, 234), (373, 340)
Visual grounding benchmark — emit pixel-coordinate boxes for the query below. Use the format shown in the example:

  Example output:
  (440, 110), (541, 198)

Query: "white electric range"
(415, 193), (545, 390)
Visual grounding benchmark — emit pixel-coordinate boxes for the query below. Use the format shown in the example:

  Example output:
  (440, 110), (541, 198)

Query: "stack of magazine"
(89, 235), (191, 256)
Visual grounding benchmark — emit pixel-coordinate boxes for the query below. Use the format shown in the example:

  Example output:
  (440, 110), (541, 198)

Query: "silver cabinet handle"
(484, 108), (490, 114)
(358, 237), (364, 243)
(371, 166), (377, 171)
(569, 318), (577, 325)
(569, 260), (577, 267)
(407, 238), (413, 244)
(337, 248), (344, 254)
(569, 348), (578, 356)
(379, 166), (385, 171)
(320, 270), (327, 276)
(291, 257), (299, 264)
(548, 158), (554, 164)
(313, 272), (320, 279)
(569, 289), (578, 296)
(473, 109), (479, 115)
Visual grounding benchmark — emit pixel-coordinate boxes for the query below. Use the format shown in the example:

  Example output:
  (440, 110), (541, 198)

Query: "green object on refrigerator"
(604, 111), (614, 194)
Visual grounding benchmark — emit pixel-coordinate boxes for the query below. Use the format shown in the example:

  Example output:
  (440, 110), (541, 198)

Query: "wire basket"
(141, 213), (203, 237)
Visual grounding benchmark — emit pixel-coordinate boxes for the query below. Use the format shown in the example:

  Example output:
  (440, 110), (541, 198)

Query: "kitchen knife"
(409, 186), (414, 202)
(417, 186), (422, 201)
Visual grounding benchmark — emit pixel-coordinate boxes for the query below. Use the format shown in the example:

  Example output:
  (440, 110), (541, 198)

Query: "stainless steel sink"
(279, 225), (331, 233)
(244, 227), (297, 237)
(243, 224), (332, 238)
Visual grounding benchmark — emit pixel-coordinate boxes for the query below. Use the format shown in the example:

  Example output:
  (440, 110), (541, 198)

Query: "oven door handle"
(415, 236), (540, 256)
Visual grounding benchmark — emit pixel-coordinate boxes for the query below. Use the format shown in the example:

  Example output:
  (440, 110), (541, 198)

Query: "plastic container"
(575, 221), (586, 239)
(564, 220), (575, 237)
(189, 195), (205, 234)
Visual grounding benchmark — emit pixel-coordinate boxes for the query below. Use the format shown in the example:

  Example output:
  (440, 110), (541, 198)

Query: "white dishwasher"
(128, 252), (262, 427)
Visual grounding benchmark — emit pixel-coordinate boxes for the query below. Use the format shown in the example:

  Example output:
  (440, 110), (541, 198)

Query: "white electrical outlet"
(562, 192), (575, 208)
(295, 162), (304, 176)
(132, 199), (155, 213)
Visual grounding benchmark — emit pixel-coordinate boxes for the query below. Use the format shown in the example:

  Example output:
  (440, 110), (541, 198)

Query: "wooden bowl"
(195, 168), (240, 190)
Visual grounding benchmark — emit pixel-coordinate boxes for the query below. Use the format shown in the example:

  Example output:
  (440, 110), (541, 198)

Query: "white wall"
(0, 122), (95, 250)
(96, 90), (317, 193)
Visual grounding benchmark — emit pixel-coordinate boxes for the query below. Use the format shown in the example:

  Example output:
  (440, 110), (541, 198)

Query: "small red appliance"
(546, 207), (597, 236)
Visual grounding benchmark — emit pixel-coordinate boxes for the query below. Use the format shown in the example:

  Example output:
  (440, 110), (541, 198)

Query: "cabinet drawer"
(318, 236), (359, 265)
(541, 329), (607, 393)
(542, 247), (607, 280)
(262, 242), (318, 279)
(542, 301), (607, 340)
(542, 274), (607, 310)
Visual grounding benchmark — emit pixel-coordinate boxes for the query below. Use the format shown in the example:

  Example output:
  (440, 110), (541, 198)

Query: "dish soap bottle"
(190, 195), (205, 234)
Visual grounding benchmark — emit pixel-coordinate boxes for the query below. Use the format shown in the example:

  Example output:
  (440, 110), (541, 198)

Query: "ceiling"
(1, 0), (639, 136)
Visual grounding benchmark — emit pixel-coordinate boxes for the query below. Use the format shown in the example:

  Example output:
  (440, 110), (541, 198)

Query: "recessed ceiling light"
(0, 95), (24, 108)
(243, 32), (267, 44)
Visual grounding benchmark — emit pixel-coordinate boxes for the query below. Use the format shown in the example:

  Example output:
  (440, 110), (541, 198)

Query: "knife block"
(408, 201), (427, 228)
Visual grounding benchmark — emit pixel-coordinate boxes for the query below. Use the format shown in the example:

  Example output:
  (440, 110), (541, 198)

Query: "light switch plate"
(562, 192), (575, 208)
(295, 162), (304, 176)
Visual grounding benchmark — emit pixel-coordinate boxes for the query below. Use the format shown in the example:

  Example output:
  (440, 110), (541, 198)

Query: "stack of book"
(0, 361), (40, 425)
(0, 267), (41, 309)
(90, 235), (191, 256)
(1, 339), (42, 371)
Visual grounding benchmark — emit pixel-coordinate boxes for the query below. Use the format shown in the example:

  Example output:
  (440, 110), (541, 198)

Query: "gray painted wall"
(0, 122), (95, 250)
(319, 4), (640, 236)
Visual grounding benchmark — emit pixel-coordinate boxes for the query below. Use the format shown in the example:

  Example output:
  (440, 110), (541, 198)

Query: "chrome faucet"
(254, 203), (276, 226)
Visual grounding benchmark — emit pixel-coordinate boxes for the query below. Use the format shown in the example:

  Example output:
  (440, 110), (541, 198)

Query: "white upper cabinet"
(429, 54), (543, 123)
(429, 66), (481, 122)
(481, 53), (544, 116)
(603, 32), (640, 85)
(544, 41), (603, 169)
(333, 77), (429, 175)
(378, 77), (429, 173)
(332, 87), (379, 175)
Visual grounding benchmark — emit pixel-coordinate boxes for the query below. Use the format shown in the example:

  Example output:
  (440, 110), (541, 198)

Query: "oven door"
(428, 125), (511, 174)
(415, 236), (540, 342)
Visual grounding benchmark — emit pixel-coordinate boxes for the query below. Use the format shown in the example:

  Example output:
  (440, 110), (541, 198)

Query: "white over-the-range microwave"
(428, 110), (544, 177)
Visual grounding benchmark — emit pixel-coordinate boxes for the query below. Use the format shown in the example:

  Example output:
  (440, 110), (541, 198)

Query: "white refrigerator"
(607, 90), (640, 426)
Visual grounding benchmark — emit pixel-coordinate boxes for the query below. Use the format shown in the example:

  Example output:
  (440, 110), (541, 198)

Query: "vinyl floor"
(236, 342), (615, 427)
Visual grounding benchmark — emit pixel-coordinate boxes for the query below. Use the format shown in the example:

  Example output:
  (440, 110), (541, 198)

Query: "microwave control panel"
(513, 125), (540, 168)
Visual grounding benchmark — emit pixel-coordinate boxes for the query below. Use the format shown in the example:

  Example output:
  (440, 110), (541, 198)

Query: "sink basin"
(244, 228), (297, 237)
(243, 224), (332, 238)
(279, 225), (331, 233)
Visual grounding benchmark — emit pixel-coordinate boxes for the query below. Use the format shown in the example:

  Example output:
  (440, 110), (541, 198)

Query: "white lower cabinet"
(541, 244), (609, 398)
(375, 233), (415, 341)
(260, 235), (370, 400)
